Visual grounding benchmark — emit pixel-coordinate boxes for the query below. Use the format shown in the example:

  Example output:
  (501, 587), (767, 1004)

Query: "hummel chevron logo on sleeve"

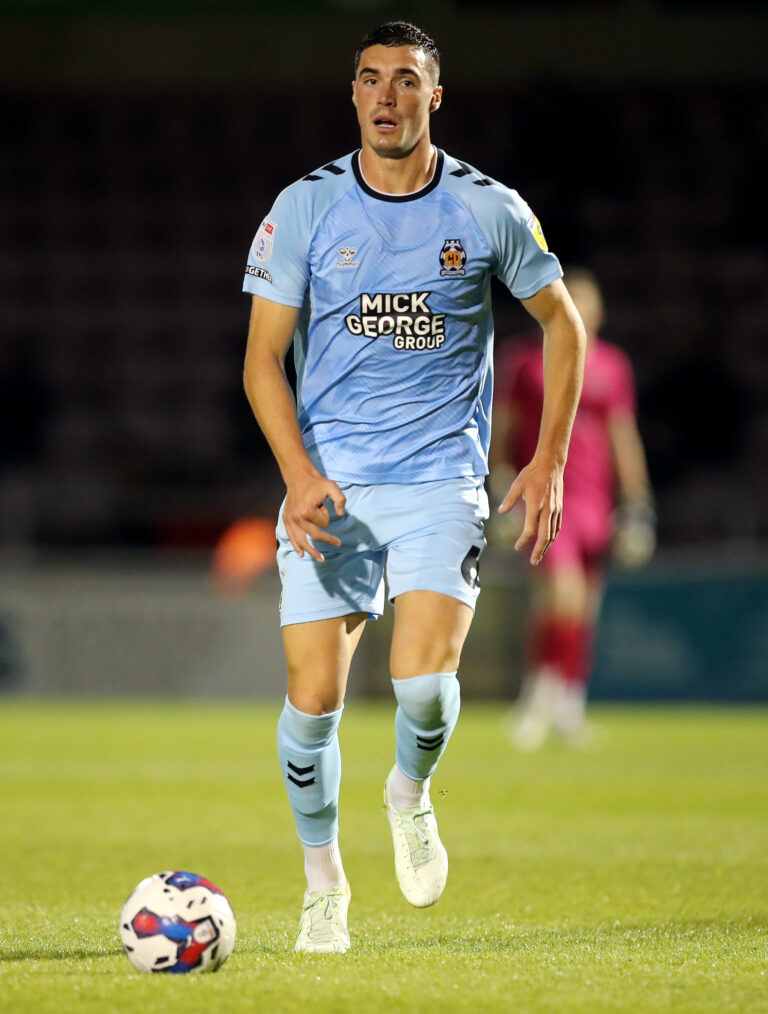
(449, 161), (496, 186)
(303, 163), (346, 182)
(450, 161), (473, 178)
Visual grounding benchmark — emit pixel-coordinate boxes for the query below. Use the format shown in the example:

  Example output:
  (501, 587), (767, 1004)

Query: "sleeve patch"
(527, 212), (548, 252)
(251, 219), (276, 264)
(245, 265), (273, 284)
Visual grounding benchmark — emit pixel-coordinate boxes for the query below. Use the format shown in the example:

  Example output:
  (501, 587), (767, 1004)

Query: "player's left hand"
(498, 458), (564, 565)
(612, 501), (656, 569)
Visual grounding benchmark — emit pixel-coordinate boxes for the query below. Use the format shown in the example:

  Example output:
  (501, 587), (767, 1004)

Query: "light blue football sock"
(392, 671), (460, 781)
(277, 697), (343, 847)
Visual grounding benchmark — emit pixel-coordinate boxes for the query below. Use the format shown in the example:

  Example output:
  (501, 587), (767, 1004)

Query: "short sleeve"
(606, 348), (637, 418)
(242, 184), (313, 307)
(486, 188), (563, 299)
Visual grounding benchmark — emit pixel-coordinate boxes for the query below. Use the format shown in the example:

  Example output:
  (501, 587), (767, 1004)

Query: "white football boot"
(294, 882), (351, 954)
(384, 768), (448, 908)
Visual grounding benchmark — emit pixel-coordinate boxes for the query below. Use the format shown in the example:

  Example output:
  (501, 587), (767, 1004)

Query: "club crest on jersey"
(439, 239), (466, 277)
(527, 212), (548, 252)
(252, 218), (275, 264)
(336, 246), (359, 269)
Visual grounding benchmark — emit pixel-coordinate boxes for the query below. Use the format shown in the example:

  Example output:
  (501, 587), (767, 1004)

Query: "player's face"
(352, 45), (442, 159)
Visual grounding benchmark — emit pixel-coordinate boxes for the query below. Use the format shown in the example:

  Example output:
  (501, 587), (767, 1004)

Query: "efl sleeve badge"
(526, 213), (549, 252)
(251, 219), (276, 264)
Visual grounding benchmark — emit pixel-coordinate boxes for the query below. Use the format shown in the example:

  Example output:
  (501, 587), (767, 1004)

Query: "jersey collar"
(352, 148), (444, 203)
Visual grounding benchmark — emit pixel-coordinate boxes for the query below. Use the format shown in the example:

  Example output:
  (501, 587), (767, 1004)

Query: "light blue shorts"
(276, 476), (489, 626)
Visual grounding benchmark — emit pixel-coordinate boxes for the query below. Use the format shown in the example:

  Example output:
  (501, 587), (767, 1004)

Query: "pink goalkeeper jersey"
(497, 336), (637, 529)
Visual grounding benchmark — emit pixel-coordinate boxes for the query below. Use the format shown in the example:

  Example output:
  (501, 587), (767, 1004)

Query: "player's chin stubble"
(369, 132), (421, 161)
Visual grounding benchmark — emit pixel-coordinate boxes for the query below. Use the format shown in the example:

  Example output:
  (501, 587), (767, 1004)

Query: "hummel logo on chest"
(336, 247), (359, 269)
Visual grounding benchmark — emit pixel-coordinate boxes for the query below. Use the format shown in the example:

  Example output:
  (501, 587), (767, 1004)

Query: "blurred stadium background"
(0, 0), (766, 703)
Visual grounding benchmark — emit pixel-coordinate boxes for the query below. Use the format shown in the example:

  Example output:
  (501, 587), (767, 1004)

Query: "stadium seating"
(1, 87), (765, 547)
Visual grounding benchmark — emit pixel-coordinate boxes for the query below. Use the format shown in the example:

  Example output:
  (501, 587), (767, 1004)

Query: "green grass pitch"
(0, 701), (766, 1013)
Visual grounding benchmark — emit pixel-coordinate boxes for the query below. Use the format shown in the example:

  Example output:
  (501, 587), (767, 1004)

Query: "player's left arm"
(608, 412), (656, 567)
(498, 279), (586, 564)
(608, 413), (652, 506)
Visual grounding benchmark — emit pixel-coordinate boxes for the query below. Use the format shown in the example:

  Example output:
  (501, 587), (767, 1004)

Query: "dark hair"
(354, 22), (440, 81)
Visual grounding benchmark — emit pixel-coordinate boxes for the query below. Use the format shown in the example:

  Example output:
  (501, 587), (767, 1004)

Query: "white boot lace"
(397, 808), (435, 868)
(302, 890), (347, 945)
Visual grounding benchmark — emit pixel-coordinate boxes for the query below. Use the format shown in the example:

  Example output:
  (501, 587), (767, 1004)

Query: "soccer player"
(242, 22), (586, 952)
(492, 267), (654, 750)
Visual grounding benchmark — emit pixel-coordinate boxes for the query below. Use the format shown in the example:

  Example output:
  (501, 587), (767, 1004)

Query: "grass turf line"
(0, 702), (766, 1013)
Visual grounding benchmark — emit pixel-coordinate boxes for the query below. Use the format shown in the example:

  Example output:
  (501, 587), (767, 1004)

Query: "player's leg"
(281, 612), (368, 858)
(280, 613), (366, 954)
(390, 590), (471, 796)
(390, 589), (474, 680)
(384, 590), (474, 907)
(275, 485), (385, 953)
(389, 590), (470, 812)
(551, 564), (606, 743)
(390, 589), (470, 794)
(529, 562), (590, 680)
(512, 560), (589, 750)
(380, 476), (487, 907)
(544, 503), (614, 744)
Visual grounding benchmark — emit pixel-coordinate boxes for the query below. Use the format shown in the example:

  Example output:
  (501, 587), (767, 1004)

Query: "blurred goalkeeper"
(492, 267), (655, 749)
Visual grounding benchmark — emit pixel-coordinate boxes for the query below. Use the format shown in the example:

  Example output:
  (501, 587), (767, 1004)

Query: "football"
(119, 870), (236, 973)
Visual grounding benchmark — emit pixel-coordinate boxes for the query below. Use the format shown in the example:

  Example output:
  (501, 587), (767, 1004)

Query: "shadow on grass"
(5, 917), (764, 965)
(345, 916), (768, 958)
(0, 945), (124, 962)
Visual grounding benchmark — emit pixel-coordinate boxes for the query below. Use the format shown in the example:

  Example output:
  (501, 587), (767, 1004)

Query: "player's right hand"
(284, 472), (346, 563)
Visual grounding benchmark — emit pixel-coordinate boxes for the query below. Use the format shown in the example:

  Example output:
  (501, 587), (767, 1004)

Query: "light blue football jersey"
(243, 149), (562, 484)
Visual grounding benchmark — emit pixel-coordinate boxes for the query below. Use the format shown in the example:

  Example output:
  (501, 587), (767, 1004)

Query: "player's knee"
(288, 686), (344, 716)
(391, 649), (461, 681)
(535, 567), (588, 617)
(391, 630), (465, 680)
(393, 671), (461, 728)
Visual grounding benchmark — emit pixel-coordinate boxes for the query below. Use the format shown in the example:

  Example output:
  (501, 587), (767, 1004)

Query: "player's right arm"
(243, 294), (346, 563)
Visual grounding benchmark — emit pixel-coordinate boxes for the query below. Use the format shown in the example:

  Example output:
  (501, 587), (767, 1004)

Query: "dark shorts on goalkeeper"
(275, 476), (489, 626)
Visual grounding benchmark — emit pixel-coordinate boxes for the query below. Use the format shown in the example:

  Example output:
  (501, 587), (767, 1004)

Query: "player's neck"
(358, 140), (437, 196)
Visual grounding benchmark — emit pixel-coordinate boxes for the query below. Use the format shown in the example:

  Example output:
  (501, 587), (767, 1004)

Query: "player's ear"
(351, 81), (358, 109)
(429, 85), (443, 114)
